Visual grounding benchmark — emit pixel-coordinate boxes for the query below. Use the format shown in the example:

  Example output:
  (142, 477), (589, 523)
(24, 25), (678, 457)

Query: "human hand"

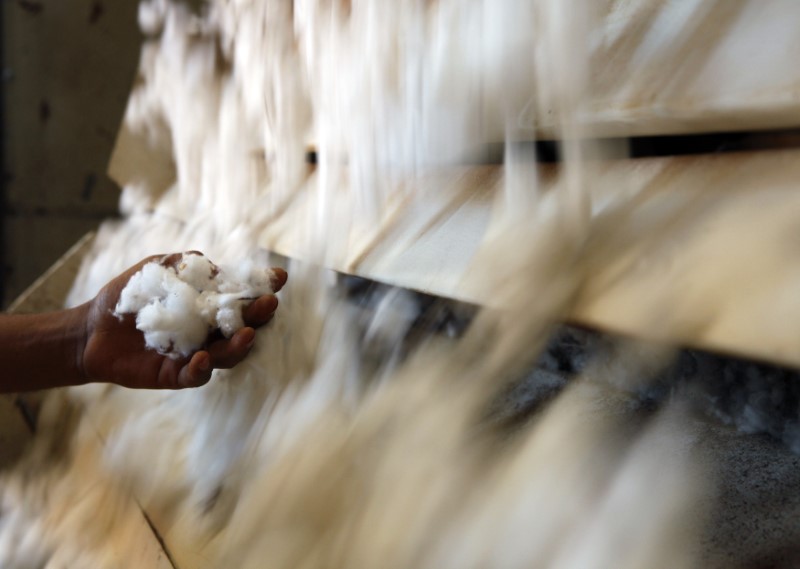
(79, 253), (287, 389)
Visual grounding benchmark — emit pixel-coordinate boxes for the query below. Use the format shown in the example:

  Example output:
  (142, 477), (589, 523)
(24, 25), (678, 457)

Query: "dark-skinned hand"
(80, 252), (287, 390)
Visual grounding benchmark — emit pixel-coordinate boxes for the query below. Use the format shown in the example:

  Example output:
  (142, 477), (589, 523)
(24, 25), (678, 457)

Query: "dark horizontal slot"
(526, 128), (800, 163)
(306, 128), (800, 166)
(628, 128), (800, 158)
(511, 128), (800, 163)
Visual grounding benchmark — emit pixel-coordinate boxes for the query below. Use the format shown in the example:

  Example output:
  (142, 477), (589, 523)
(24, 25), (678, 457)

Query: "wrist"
(0, 305), (93, 393)
(66, 302), (92, 385)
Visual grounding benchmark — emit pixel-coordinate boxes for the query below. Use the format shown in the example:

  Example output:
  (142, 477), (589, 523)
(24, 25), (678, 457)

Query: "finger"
(177, 351), (213, 388)
(157, 355), (189, 389)
(207, 327), (256, 369)
(270, 268), (288, 292)
(242, 295), (278, 327)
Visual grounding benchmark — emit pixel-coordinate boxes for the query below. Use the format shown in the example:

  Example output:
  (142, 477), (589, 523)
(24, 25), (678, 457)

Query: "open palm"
(81, 254), (287, 389)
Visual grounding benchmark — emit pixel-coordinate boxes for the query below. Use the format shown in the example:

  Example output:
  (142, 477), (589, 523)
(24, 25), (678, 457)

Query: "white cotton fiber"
(177, 253), (219, 289)
(28, 2), (712, 568)
(115, 253), (275, 358)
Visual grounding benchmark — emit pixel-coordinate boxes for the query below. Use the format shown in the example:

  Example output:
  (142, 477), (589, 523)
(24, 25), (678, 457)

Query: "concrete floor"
(2, 0), (142, 306)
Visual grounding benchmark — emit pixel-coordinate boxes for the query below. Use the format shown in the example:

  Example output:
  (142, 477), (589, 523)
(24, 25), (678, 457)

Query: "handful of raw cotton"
(114, 253), (275, 357)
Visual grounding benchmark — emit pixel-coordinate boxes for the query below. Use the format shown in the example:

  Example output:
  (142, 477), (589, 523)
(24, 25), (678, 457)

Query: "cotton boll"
(217, 261), (275, 297)
(219, 257), (268, 286)
(208, 274), (274, 338)
(136, 303), (180, 355)
(133, 302), (194, 356)
(166, 288), (211, 354)
(214, 292), (247, 309)
(135, 287), (209, 357)
(217, 306), (245, 339)
(243, 268), (275, 297)
(115, 263), (172, 314)
(213, 293), (249, 338)
(197, 290), (221, 323)
(216, 260), (251, 288)
(176, 254), (220, 291)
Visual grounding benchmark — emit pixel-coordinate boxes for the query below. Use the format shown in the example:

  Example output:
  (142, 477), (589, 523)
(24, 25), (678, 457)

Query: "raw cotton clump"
(114, 253), (275, 357)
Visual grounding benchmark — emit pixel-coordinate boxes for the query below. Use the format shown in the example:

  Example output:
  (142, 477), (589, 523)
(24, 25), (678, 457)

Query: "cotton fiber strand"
(114, 253), (275, 357)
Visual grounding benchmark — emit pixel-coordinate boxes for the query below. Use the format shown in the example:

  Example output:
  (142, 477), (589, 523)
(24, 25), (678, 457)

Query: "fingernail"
(264, 295), (279, 312)
(241, 327), (256, 347)
(271, 268), (288, 289)
(198, 353), (210, 370)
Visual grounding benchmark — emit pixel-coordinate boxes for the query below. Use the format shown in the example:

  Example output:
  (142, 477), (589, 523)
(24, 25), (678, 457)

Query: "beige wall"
(2, 0), (142, 306)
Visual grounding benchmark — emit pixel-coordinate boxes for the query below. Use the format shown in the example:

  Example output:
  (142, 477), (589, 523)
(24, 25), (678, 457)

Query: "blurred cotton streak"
(0, 1), (712, 568)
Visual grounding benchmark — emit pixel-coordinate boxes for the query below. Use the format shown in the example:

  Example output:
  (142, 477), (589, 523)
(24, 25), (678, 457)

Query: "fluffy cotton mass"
(114, 253), (275, 357)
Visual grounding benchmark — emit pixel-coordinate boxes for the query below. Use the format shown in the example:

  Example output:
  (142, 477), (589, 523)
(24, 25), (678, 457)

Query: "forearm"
(0, 305), (90, 393)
